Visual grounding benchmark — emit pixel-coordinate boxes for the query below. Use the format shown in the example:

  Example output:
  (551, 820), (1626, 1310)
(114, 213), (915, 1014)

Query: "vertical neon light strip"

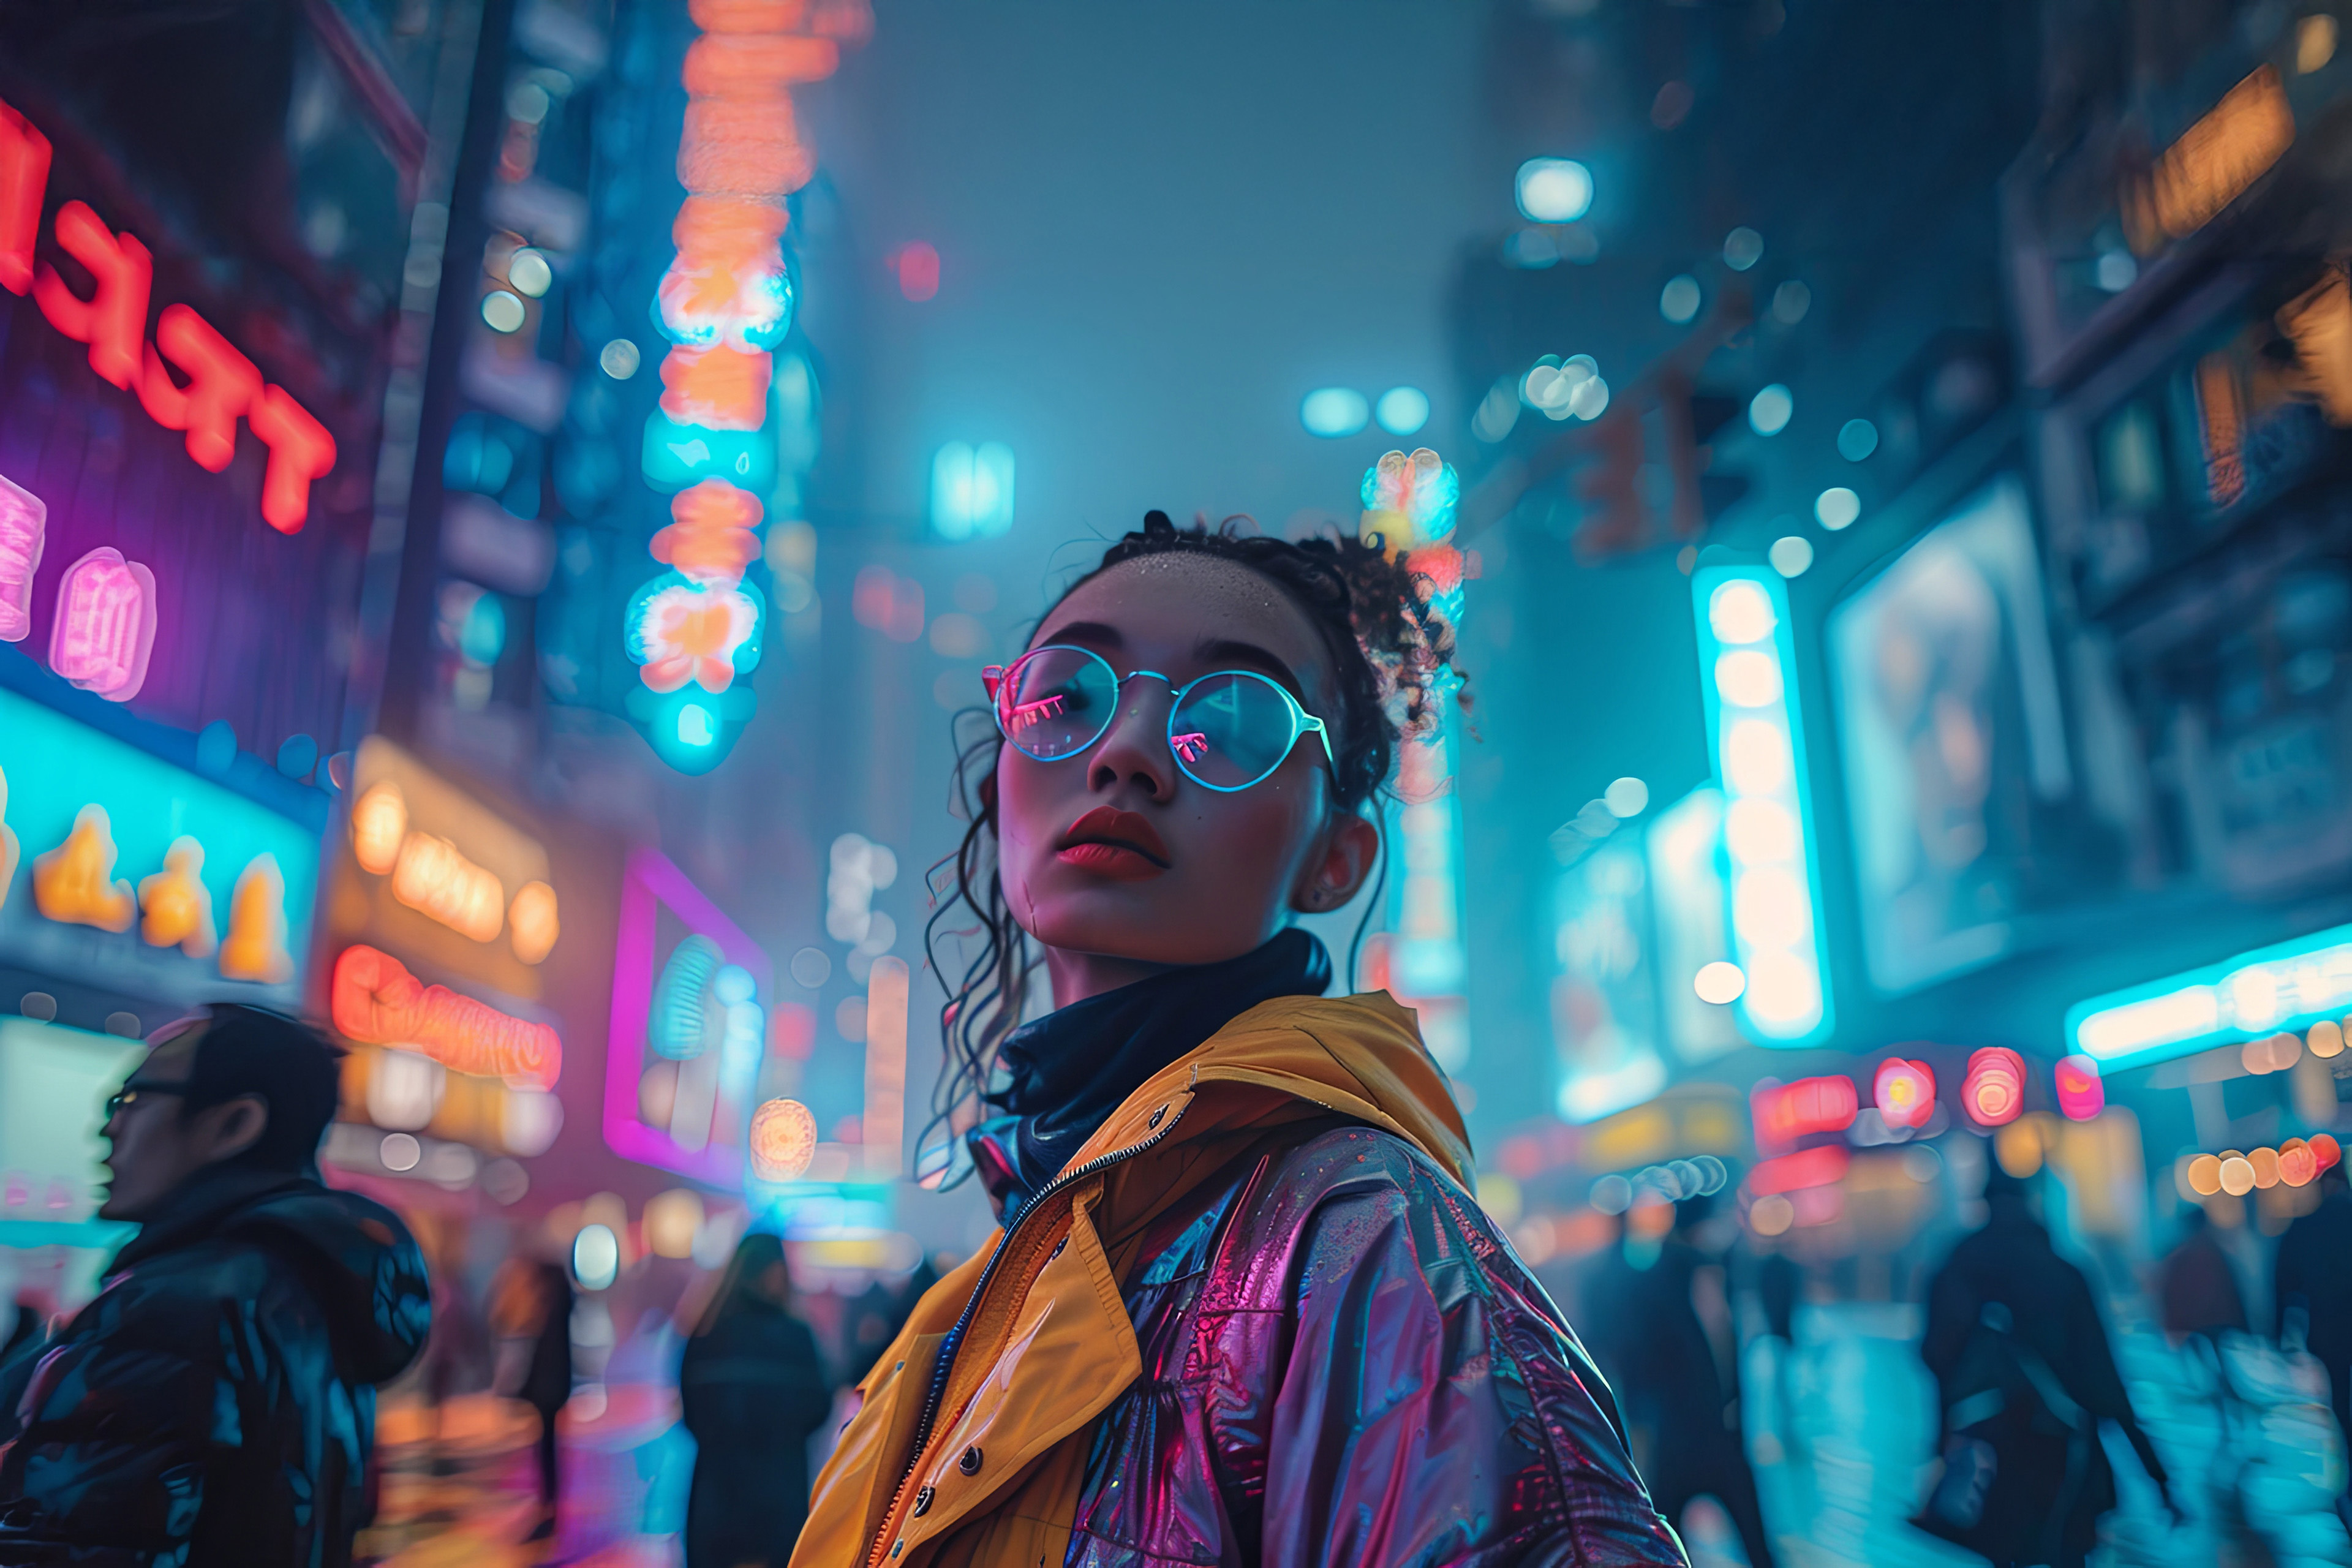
(627, 17), (843, 704)
(1363, 450), (1470, 1071)
(862, 954), (908, 1175)
(1691, 564), (1833, 1046)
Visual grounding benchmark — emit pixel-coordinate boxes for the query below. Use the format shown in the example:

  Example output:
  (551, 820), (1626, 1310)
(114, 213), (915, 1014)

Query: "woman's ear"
(1291, 811), (1380, 914)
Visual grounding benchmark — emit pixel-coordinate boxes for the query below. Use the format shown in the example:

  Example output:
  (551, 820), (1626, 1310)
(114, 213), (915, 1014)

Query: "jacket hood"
(1067, 989), (1474, 1190)
(221, 1180), (434, 1384)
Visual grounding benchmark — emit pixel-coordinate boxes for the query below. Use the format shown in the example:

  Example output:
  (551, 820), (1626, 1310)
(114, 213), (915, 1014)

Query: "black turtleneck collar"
(968, 927), (1333, 1217)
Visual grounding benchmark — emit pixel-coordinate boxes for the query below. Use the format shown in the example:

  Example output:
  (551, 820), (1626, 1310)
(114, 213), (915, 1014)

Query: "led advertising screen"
(1828, 474), (2081, 995)
(0, 1016), (142, 1248)
(1550, 840), (1668, 1124)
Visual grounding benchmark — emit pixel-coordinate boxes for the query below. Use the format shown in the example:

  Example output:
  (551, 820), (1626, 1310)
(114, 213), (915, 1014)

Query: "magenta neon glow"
(1008, 694), (1065, 732)
(1172, 731), (1209, 763)
(47, 546), (156, 701)
(604, 846), (772, 1185)
(0, 470), (43, 643)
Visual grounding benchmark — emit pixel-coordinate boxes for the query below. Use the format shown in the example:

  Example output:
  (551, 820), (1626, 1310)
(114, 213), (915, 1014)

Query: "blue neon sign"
(2068, 921), (2352, 1072)
(1690, 564), (1833, 1046)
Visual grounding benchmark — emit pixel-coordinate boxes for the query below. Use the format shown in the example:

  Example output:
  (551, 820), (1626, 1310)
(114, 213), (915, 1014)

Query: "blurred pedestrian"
(2158, 1202), (2247, 1343)
(1755, 1247), (1805, 1463)
(679, 1234), (834, 1568)
(1587, 1194), (1780, 1567)
(0, 1288), (48, 1370)
(2274, 1163), (2352, 1506)
(518, 1258), (575, 1543)
(1917, 1164), (2173, 1568)
(0, 1005), (430, 1566)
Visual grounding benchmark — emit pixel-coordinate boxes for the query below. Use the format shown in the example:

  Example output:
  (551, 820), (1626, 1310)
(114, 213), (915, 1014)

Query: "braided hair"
(916, 510), (1465, 1182)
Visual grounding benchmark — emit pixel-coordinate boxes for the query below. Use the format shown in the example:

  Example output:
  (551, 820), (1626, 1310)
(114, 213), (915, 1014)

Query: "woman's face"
(994, 552), (1379, 995)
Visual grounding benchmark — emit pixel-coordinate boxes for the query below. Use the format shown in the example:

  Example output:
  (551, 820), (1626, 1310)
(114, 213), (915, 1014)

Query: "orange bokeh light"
(750, 1096), (816, 1181)
(351, 782), (408, 875)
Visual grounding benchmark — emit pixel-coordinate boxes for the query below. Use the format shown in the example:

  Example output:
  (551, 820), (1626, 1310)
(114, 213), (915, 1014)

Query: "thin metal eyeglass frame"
(984, 643), (1336, 793)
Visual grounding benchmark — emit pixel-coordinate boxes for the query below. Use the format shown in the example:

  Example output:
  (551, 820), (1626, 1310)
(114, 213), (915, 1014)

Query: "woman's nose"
(1088, 682), (1175, 798)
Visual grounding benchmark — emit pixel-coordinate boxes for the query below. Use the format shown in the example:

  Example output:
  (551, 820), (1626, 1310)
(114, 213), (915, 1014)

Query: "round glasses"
(984, 644), (1335, 793)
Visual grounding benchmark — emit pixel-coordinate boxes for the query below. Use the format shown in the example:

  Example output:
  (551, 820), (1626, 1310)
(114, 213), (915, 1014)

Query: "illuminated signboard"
(0, 685), (317, 1008)
(605, 848), (771, 1185)
(328, 736), (558, 1000)
(0, 97), (336, 534)
(622, 11), (848, 769)
(1363, 449), (1471, 1071)
(1691, 564), (1833, 1046)
(2121, 64), (2294, 255)
(0, 1017), (142, 1248)
(1550, 840), (1667, 1124)
(2066, 918), (2352, 1072)
(331, 943), (560, 1087)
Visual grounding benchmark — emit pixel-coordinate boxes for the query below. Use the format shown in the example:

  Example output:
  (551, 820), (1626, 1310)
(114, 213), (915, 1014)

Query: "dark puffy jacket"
(793, 993), (1687, 1568)
(0, 1168), (431, 1566)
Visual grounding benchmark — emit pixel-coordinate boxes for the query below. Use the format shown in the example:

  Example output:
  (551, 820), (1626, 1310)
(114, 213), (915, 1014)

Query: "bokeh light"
(1769, 535), (1814, 577)
(1660, 274), (1701, 323)
(1515, 157), (1594, 222)
(1374, 386), (1430, 435)
(1815, 486), (1861, 530)
(1749, 383), (1793, 436)
(1300, 387), (1370, 437)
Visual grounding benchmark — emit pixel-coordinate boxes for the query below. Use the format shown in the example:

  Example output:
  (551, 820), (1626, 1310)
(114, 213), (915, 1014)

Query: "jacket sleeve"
(0, 1323), (221, 1565)
(1258, 1170), (1689, 1568)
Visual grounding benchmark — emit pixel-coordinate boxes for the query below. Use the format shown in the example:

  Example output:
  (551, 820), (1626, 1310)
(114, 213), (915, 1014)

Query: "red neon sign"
(0, 102), (50, 295)
(1751, 1074), (1857, 1155)
(1750, 1144), (1849, 1196)
(331, 943), (561, 1088)
(0, 97), (334, 533)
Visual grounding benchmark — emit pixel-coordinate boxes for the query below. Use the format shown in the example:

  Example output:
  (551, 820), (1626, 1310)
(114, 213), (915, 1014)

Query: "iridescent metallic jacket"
(793, 993), (1689, 1568)
(0, 1169), (431, 1566)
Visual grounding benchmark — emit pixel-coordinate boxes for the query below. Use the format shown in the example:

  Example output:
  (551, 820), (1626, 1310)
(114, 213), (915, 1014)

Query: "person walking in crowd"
(793, 514), (1686, 1567)
(2158, 1201), (2247, 1344)
(2274, 1163), (2352, 1521)
(518, 1257), (576, 1544)
(1917, 1164), (2173, 1568)
(0, 1005), (430, 1566)
(1583, 1195), (1780, 1567)
(678, 1234), (834, 1568)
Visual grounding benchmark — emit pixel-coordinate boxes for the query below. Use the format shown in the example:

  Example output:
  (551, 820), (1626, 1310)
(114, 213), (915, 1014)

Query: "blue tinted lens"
(1169, 673), (1301, 789)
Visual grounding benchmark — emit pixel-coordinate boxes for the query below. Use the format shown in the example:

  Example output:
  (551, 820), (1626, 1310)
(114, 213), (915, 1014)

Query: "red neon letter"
(138, 305), (262, 473)
(246, 385), (335, 533)
(0, 100), (50, 296)
(32, 202), (152, 390)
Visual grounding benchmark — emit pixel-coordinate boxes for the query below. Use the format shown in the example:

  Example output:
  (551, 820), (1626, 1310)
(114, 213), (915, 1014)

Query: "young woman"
(793, 513), (1687, 1567)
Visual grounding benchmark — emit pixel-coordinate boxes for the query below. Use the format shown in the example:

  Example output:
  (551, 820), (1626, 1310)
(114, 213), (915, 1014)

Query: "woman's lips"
(1056, 806), (1170, 880)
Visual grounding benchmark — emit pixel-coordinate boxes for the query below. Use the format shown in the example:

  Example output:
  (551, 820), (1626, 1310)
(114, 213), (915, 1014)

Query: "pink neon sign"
(48, 547), (156, 701)
(0, 470), (42, 643)
(1172, 731), (1209, 763)
(604, 848), (770, 1185)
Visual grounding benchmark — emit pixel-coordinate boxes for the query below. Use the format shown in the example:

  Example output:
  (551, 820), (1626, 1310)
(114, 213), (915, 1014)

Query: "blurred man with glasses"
(0, 1005), (430, 1566)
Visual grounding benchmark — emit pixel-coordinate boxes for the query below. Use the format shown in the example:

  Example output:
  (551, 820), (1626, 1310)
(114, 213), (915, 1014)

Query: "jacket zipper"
(865, 1100), (1188, 1566)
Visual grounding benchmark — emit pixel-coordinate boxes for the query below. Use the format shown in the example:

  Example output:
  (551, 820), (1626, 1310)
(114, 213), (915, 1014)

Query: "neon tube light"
(1691, 564), (1833, 1046)
(0, 470), (45, 644)
(2067, 919), (2352, 1071)
(47, 548), (156, 701)
(331, 943), (561, 1087)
